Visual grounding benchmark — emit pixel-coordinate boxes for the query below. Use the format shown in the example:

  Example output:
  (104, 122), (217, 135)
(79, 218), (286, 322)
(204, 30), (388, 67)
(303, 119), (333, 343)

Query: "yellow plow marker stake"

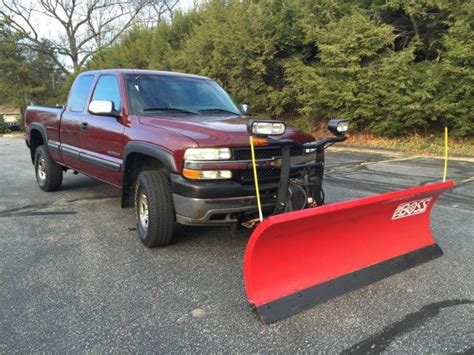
(250, 136), (263, 222)
(443, 126), (448, 182)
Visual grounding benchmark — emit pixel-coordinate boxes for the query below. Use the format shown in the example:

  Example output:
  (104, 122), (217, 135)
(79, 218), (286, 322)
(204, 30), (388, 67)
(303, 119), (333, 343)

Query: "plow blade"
(243, 181), (454, 323)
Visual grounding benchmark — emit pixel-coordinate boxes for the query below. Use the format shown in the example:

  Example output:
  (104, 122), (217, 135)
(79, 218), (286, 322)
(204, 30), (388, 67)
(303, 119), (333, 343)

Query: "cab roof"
(79, 68), (210, 80)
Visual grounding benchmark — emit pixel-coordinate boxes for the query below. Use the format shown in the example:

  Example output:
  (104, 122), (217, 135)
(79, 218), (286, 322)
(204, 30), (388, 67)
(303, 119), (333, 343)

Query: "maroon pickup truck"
(25, 69), (337, 247)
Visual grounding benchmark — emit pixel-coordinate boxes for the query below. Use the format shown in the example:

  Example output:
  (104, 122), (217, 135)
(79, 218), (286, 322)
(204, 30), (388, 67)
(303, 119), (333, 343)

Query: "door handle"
(81, 122), (89, 131)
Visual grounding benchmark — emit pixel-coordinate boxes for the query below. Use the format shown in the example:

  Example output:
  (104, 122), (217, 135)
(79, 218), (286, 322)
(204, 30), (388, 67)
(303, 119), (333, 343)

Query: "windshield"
(125, 74), (242, 116)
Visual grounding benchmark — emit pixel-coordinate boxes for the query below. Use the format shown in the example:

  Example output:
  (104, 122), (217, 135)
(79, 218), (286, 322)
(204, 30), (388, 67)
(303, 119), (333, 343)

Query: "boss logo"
(392, 197), (433, 220)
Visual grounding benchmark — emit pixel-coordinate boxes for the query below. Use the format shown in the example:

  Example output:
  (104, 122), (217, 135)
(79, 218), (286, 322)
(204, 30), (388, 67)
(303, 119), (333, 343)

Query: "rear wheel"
(135, 170), (175, 247)
(34, 145), (63, 191)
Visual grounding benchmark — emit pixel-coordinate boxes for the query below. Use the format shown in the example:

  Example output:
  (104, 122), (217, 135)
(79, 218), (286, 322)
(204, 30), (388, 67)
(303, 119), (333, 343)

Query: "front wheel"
(34, 145), (63, 191)
(135, 170), (175, 247)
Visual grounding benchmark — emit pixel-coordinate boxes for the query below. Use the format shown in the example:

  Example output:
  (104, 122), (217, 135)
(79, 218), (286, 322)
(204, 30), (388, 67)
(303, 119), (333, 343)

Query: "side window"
(68, 75), (94, 112)
(91, 75), (121, 111)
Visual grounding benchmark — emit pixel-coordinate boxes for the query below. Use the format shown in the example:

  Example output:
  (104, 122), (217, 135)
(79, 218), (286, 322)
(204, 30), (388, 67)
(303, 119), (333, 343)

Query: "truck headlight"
(183, 148), (232, 180)
(184, 148), (231, 161)
(183, 168), (232, 180)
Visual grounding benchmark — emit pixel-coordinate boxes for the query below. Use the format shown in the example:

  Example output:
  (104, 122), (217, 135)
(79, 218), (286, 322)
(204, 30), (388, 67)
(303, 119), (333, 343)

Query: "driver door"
(79, 74), (125, 187)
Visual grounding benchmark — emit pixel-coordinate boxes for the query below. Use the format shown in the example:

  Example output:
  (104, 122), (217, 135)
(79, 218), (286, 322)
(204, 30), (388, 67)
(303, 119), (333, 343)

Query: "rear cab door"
(59, 74), (95, 169)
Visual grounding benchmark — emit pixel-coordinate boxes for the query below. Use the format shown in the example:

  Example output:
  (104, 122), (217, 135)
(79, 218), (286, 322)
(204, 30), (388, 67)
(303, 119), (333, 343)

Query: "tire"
(34, 145), (63, 192)
(135, 170), (175, 247)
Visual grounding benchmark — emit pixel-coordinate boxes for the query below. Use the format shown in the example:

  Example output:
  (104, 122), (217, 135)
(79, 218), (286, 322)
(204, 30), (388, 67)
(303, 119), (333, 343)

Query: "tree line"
(89, 0), (473, 137)
(1, 0), (473, 137)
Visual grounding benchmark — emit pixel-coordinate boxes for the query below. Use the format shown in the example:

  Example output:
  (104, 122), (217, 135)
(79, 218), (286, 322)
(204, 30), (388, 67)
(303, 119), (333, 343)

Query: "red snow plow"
(243, 119), (454, 323)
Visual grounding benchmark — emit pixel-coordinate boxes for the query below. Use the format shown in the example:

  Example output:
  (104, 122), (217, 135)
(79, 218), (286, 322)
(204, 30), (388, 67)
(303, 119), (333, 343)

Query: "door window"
(68, 75), (94, 112)
(91, 75), (121, 111)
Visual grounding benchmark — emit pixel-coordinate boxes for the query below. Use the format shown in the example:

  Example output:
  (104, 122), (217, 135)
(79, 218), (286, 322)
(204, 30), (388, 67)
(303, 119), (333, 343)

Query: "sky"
(35, 0), (197, 39)
(24, 0), (197, 69)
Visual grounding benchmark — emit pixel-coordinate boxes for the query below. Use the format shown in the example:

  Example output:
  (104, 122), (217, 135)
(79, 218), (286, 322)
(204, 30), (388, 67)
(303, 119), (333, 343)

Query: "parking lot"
(0, 137), (473, 352)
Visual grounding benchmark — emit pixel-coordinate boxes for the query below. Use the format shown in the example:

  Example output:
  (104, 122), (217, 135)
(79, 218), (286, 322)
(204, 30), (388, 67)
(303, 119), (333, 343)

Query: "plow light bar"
(248, 120), (286, 136)
(328, 119), (349, 135)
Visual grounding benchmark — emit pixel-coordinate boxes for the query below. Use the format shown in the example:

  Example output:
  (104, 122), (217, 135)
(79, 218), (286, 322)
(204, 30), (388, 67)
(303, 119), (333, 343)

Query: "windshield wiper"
(143, 107), (199, 115)
(198, 108), (240, 115)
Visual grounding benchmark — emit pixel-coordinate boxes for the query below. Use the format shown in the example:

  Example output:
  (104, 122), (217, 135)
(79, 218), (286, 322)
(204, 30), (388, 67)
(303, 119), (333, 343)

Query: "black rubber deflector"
(256, 244), (443, 323)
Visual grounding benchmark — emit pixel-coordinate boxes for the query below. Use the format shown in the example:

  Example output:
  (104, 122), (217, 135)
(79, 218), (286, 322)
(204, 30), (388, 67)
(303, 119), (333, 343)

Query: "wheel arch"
(121, 142), (178, 208)
(28, 123), (47, 164)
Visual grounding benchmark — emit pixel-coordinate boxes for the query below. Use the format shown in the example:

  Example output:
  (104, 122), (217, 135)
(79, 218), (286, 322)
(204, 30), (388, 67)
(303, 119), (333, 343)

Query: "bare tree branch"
(0, 0), (178, 74)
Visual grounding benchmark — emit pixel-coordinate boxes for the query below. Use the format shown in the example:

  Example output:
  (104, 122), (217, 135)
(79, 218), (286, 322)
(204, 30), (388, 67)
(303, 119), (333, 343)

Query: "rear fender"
(28, 123), (48, 164)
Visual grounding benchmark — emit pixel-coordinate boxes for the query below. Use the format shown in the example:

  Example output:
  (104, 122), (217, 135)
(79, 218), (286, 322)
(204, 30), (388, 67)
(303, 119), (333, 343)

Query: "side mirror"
(328, 119), (349, 136)
(88, 100), (119, 117)
(240, 104), (250, 115)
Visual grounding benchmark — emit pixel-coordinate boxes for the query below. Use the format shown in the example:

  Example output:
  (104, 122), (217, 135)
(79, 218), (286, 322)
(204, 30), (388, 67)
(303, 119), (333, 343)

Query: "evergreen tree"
(85, 0), (473, 137)
(0, 23), (64, 117)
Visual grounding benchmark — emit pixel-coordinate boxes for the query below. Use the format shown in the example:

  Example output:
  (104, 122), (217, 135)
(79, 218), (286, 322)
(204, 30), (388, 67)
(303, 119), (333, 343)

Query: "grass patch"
(0, 132), (24, 138)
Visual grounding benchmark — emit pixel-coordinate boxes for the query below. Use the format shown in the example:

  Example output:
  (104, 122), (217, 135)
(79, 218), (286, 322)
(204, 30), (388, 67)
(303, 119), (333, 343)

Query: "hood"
(139, 115), (314, 147)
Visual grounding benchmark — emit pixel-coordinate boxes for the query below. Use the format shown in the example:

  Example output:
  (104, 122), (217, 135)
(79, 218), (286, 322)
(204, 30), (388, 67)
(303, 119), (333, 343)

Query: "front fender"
(123, 141), (178, 173)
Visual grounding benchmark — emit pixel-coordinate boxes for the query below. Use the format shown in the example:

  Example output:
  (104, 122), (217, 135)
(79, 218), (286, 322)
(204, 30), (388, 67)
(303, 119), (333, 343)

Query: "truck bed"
(25, 105), (64, 147)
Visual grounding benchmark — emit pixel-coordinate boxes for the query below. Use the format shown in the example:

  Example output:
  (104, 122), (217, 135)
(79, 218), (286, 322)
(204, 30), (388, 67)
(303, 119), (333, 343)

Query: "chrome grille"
(230, 146), (313, 184)
(232, 147), (303, 161)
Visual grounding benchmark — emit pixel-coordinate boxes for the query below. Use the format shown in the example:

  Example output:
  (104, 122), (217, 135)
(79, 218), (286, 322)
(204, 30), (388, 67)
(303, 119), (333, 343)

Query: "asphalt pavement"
(0, 137), (473, 353)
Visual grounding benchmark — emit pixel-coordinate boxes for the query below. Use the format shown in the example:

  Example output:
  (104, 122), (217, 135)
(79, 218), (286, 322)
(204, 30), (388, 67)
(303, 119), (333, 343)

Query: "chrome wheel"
(37, 157), (46, 182)
(138, 191), (149, 232)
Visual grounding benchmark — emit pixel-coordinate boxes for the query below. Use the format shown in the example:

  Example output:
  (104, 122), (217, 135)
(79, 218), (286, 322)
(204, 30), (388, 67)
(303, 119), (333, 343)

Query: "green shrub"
(0, 115), (10, 134)
(87, 0), (473, 137)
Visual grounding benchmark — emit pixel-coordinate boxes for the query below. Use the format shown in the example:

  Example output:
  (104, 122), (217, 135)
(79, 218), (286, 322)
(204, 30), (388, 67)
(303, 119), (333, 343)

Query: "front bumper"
(173, 194), (276, 226)
(170, 174), (278, 225)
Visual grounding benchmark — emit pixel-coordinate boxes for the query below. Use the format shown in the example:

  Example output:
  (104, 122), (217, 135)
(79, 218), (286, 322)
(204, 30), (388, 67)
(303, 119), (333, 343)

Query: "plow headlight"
(328, 119), (349, 135)
(184, 148), (231, 161)
(248, 120), (286, 136)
